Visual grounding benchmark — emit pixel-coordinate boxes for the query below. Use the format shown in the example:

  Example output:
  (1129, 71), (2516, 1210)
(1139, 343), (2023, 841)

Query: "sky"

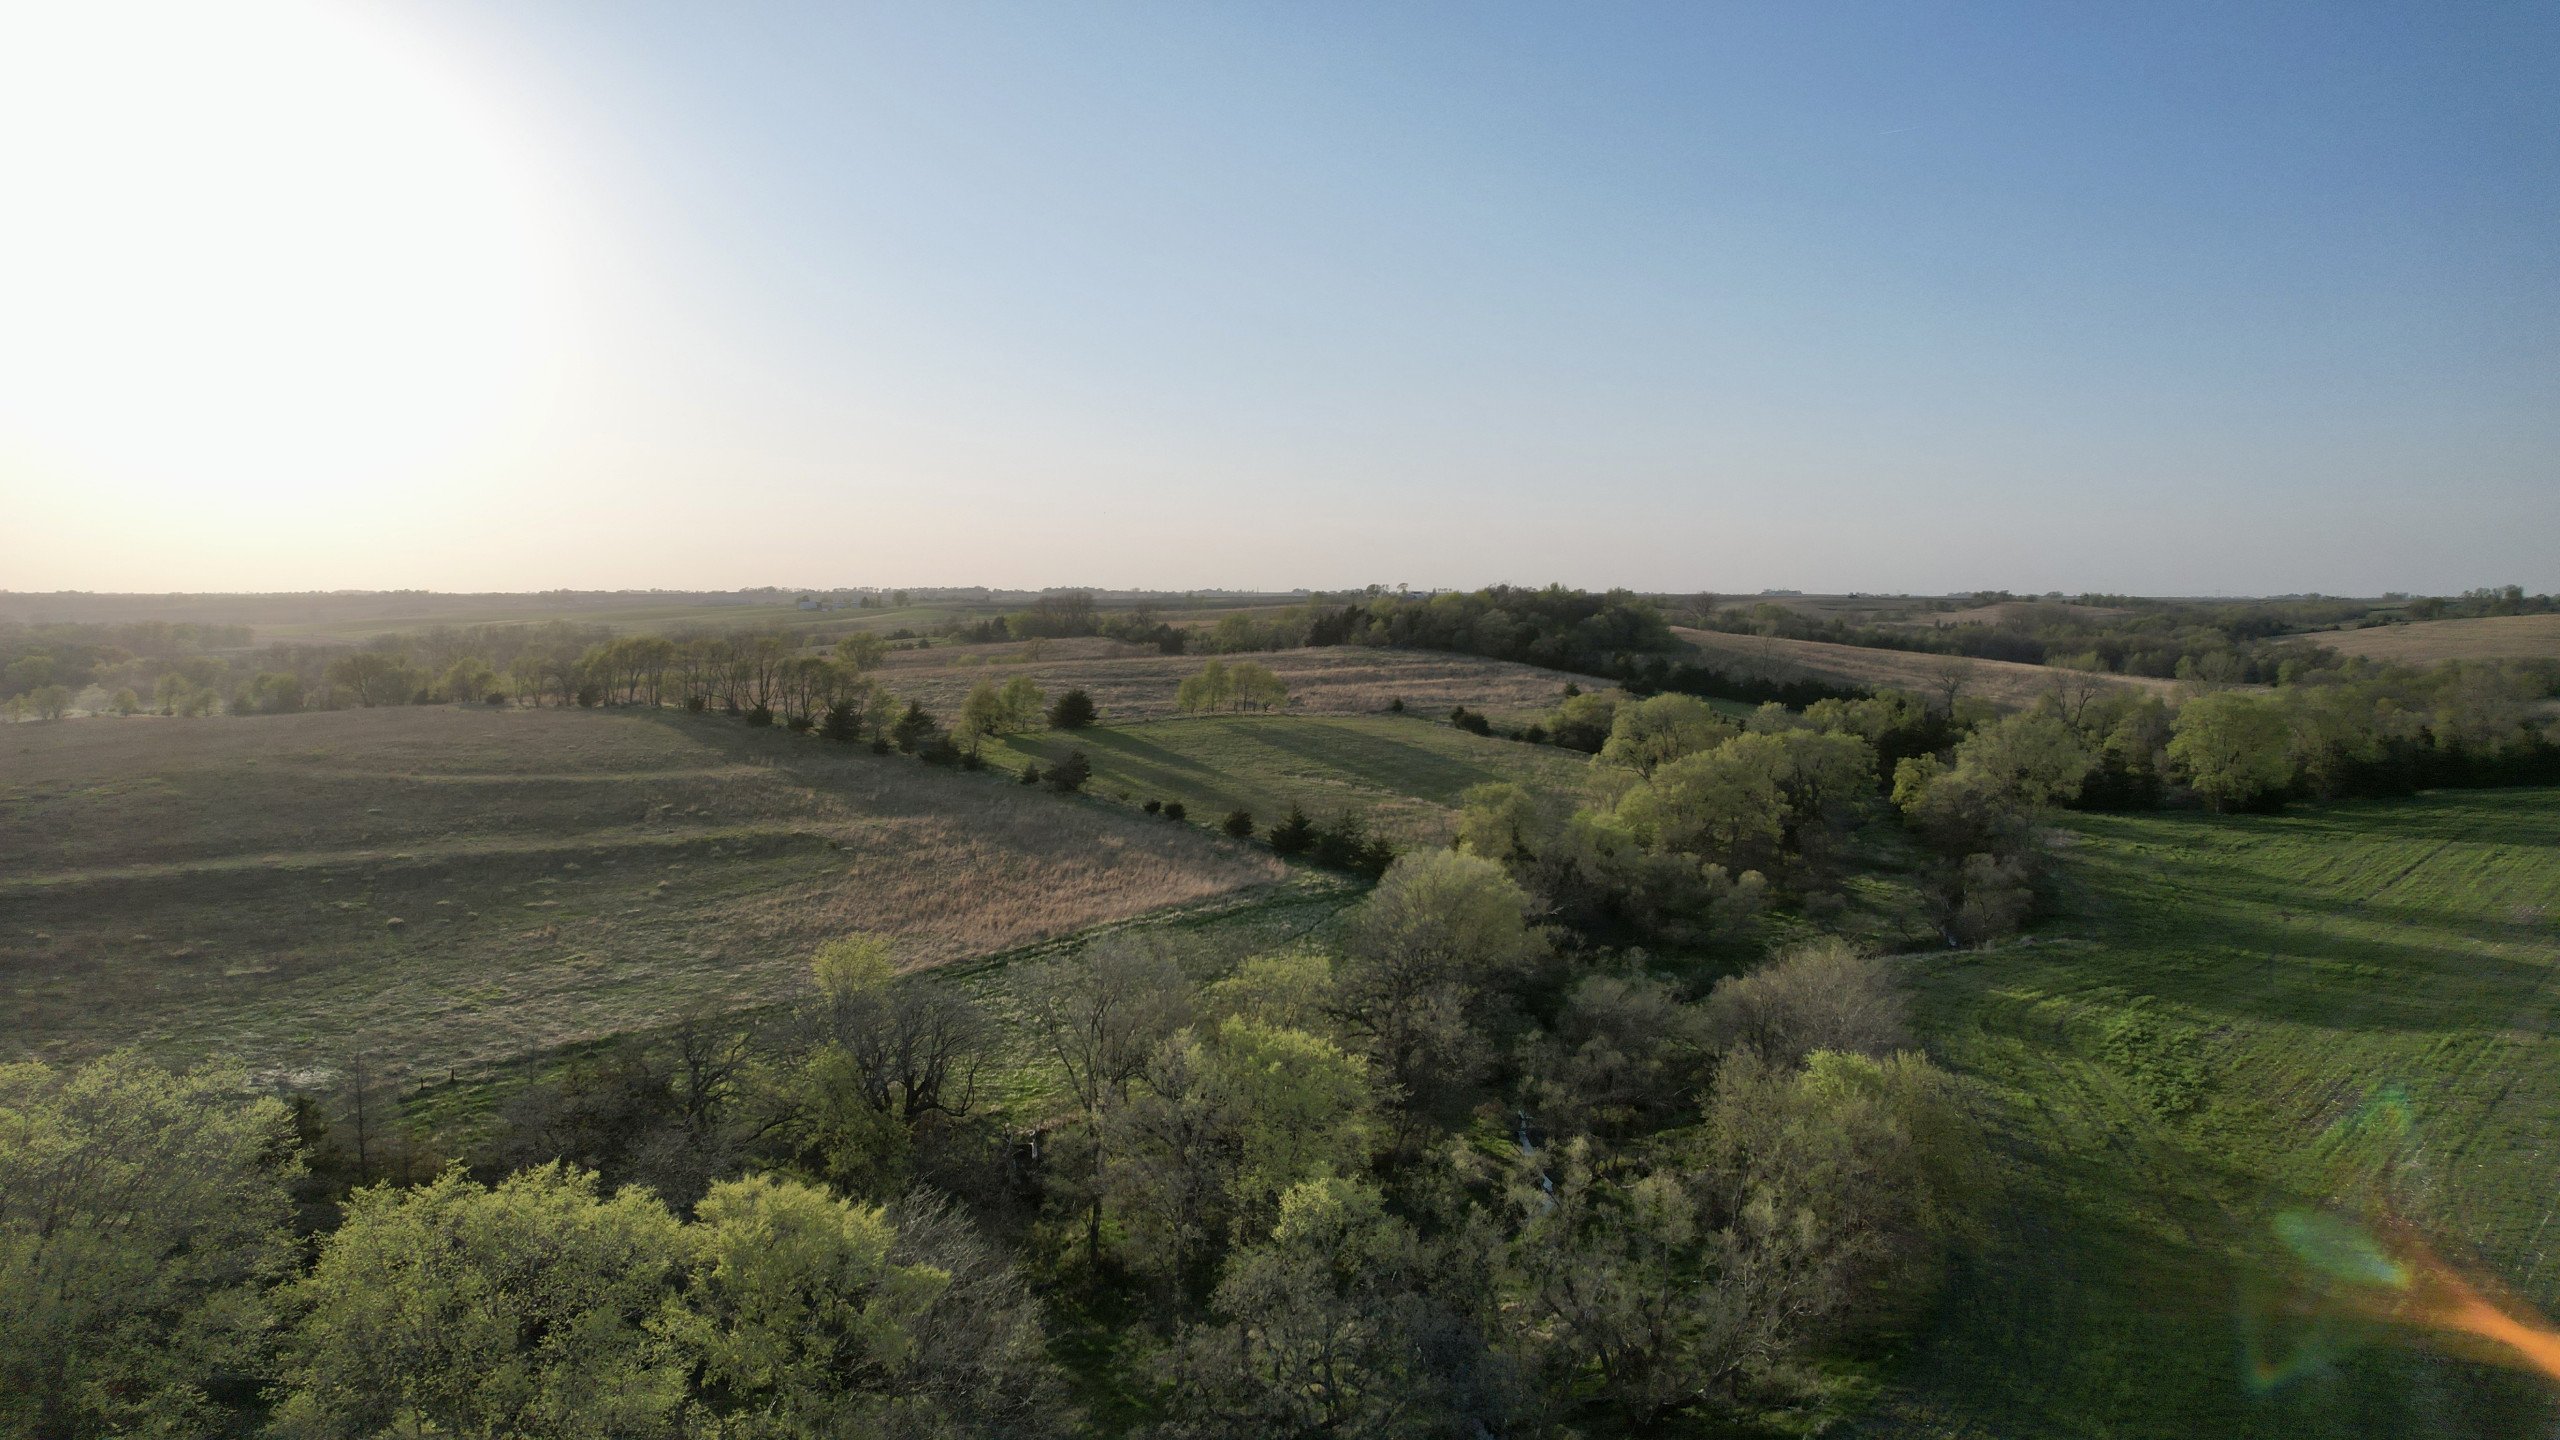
(0, 1), (2553, 597)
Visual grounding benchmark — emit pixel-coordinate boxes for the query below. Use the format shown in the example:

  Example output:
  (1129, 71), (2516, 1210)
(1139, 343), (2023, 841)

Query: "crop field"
(1875, 790), (2560, 1437)
(983, 713), (1603, 846)
(880, 644), (1603, 724)
(0, 706), (1283, 1084)
(2301, 615), (2560, 665)
(1672, 624), (2180, 710)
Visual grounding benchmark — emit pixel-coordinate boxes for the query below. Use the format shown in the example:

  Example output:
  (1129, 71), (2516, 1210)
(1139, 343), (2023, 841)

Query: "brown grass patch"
(2295, 615), (2560, 665)
(0, 707), (1282, 1082)
(1671, 627), (2180, 711)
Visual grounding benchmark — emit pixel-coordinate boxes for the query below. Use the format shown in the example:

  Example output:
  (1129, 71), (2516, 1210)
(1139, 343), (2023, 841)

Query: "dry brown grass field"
(0, 706), (1283, 1083)
(1671, 625), (2180, 710)
(2298, 614), (2560, 664)
(877, 642), (1604, 723)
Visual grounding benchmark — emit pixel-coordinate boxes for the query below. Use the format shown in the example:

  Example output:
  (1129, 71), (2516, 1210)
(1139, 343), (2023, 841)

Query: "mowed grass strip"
(0, 706), (1283, 1083)
(1876, 790), (2560, 1438)
(983, 713), (1602, 846)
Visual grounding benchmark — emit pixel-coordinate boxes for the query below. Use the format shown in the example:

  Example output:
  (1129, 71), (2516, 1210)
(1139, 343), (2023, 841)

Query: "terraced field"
(0, 706), (1283, 1083)
(984, 712), (1603, 846)
(2300, 614), (2560, 665)
(1674, 625), (2180, 711)
(1877, 790), (2560, 1437)
(881, 644), (1603, 725)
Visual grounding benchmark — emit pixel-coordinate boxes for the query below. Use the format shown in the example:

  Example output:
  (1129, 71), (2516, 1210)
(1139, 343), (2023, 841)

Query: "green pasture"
(1876, 790), (2560, 1437)
(985, 712), (1603, 846)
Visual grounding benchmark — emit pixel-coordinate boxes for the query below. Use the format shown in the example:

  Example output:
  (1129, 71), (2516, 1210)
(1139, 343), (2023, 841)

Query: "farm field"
(1875, 790), (2560, 1437)
(0, 706), (1283, 1084)
(1673, 624), (2181, 710)
(2301, 614), (2560, 665)
(984, 712), (1604, 846)
(881, 643), (1603, 724)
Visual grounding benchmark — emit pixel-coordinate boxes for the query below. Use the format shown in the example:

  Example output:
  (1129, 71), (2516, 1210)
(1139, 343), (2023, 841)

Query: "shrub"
(1163, 801), (1187, 822)
(685, 695), (708, 713)
(1142, 798), (1163, 815)
(1701, 938), (1910, 1067)
(1520, 723), (1549, 745)
(745, 704), (775, 728)
(1047, 750), (1092, 794)
(1019, 763), (1043, 786)
(1048, 689), (1097, 730)
(1311, 811), (1395, 877)
(919, 736), (963, 767)
(1387, 696), (1405, 713)
(1449, 706), (1491, 736)
(959, 750), (985, 771)
(1223, 809), (1254, 839)
(870, 736), (892, 755)
(785, 714), (814, 734)
(1268, 805), (1315, 856)
(820, 700), (861, 743)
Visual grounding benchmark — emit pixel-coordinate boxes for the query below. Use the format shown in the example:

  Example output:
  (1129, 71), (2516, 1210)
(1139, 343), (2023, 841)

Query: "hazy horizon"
(4, 1), (2554, 597)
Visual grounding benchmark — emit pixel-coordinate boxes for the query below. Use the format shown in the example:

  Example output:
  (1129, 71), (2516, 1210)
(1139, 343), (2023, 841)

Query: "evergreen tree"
(1048, 688), (1098, 729)
(1268, 805), (1315, 856)
(1046, 749), (1092, 793)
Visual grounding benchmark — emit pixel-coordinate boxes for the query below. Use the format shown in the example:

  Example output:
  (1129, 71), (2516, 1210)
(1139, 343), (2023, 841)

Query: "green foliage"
(1546, 690), (1619, 752)
(832, 631), (888, 673)
(1222, 808), (1254, 839)
(1335, 851), (1547, 1114)
(271, 1164), (689, 1440)
(668, 1175), (948, 1435)
(272, 1162), (1066, 1440)
(1162, 1177), (1501, 1439)
(1501, 1047), (1975, 1425)
(1351, 584), (1678, 669)
(2167, 690), (2298, 810)
(1598, 692), (1737, 776)
(1176, 659), (1289, 714)
(0, 1054), (300, 1439)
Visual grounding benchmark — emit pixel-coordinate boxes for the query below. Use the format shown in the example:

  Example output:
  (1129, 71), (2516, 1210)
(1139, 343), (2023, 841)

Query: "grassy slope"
(1873, 791), (2560, 1437)
(0, 707), (1281, 1083)
(2301, 615), (2560, 665)
(1673, 625), (2180, 711)
(982, 713), (1602, 846)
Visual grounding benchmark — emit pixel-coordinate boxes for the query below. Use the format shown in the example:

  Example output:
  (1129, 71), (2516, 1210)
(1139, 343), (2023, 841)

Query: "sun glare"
(0, 1), (571, 510)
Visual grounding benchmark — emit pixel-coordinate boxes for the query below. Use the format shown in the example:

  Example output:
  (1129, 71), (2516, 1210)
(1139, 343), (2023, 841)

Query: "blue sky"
(3, 1), (2552, 593)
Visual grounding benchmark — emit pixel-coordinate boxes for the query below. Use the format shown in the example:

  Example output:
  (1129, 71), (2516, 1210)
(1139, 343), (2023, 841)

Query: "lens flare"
(2242, 1083), (2560, 1395)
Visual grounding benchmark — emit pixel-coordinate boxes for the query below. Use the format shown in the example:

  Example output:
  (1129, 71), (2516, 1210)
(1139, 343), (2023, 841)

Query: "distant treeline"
(941, 584), (1856, 710)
